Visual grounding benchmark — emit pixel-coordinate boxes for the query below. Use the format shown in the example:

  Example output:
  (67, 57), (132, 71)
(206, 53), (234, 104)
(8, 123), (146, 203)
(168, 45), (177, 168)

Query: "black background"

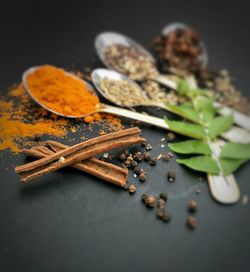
(0, 1), (250, 272)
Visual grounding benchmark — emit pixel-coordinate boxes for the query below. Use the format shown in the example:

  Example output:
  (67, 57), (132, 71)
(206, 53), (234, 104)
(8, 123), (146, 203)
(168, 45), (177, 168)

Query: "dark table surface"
(0, 1), (250, 272)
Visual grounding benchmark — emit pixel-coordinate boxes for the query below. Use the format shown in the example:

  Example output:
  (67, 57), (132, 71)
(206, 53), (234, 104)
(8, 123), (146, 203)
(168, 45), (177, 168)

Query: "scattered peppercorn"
(162, 152), (173, 162)
(149, 157), (157, 166)
(188, 200), (198, 212)
(122, 160), (131, 168)
(139, 172), (146, 182)
(128, 184), (137, 194)
(146, 144), (152, 151)
(166, 132), (176, 142)
(119, 152), (127, 162)
(157, 198), (165, 209)
(133, 152), (143, 162)
(157, 210), (171, 222)
(124, 149), (130, 156)
(127, 155), (133, 162)
(159, 192), (168, 202)
(167, 169), (176, 182)
(130, 160), (138, 169)
(196, 188), (201, 195)
(143, 151), (151, 161)
(142, 194), (156, 208)
(141, 141), (147, 147)
(134, 167), (143, 175)
(187, 216), (197, 229)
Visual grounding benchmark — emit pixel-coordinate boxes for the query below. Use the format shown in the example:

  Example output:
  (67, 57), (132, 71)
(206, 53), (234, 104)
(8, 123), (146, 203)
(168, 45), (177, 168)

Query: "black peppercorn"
(149, 157), (157, 166)
(142, 194), (156, 208)
(134, 167), (143, 175)
(130, 160), (138, 169)
(124, 149), (130, 156)
(133, 152), (143, 162)
(123, 160), (131, 168)
(143, 152), (151, 161)
(128, 184), (137, 194)
(159, 192), (168, 202)
(146, 144), (152, 151)
(166, 132), (176, 142)
(119, 152), (127, 162)
(188, 200), (198, 212)
(139, 172), (146, 182)
(141, 141), (147, 147)
(187, 216), (197, 229)
(157, 210), (171, 222)
(157, 199), (165, 209)
(162, 152), (173, 162)
(167, 169), (176, 182)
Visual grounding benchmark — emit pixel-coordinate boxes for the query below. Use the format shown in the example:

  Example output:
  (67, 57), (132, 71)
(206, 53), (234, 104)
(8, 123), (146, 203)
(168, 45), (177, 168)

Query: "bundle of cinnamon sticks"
(15, 127), (145, 188)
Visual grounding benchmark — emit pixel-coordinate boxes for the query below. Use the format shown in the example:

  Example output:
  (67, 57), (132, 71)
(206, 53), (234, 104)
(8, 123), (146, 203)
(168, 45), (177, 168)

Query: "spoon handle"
(207, 141), (240, 204)
(100, 104), (169, 129)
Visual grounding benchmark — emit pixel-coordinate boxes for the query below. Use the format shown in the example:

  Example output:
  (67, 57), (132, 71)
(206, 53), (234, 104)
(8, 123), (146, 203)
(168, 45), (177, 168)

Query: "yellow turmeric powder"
(26, 65), (101, 118)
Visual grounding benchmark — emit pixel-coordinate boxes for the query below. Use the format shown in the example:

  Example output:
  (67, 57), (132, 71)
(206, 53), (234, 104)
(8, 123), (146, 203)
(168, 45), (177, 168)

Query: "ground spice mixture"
(105, 44), (158, 80)
(26, 65), (101, 118)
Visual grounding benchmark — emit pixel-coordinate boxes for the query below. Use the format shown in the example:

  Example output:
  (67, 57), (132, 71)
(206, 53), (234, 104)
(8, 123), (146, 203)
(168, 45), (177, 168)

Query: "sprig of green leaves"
(165, 79), (250, 175)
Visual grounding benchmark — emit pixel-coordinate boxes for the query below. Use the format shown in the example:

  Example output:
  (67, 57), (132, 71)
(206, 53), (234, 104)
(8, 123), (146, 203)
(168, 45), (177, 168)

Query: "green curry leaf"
(164, 117), (205, 140)
(220, 142), (250, 160)
(176, 156), (220, 174)
(169, 140), (211, 155)
(208, 114), (234, 139)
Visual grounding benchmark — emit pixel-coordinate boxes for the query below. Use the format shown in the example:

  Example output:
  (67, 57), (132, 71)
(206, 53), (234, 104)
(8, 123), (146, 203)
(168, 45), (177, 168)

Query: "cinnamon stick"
(15, 127), (144, 182)
(23, 145), (128, 187)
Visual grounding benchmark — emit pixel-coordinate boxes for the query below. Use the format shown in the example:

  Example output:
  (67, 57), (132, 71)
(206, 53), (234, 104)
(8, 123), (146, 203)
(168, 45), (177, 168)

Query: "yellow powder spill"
(0, 84), (69, 153)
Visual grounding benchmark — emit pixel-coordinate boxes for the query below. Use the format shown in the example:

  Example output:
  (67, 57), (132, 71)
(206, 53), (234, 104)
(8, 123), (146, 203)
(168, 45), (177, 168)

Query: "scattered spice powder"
(0, 84), (69, 153)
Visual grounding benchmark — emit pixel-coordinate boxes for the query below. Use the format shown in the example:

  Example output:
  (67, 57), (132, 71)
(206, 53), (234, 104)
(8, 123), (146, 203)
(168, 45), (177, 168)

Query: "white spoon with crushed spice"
(95, 31), (250, 131)
(91, 68), (250, 144)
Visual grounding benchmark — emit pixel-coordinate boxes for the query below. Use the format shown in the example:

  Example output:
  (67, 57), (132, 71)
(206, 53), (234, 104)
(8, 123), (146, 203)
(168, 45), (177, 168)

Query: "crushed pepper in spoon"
(105, 44), (158, 80)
